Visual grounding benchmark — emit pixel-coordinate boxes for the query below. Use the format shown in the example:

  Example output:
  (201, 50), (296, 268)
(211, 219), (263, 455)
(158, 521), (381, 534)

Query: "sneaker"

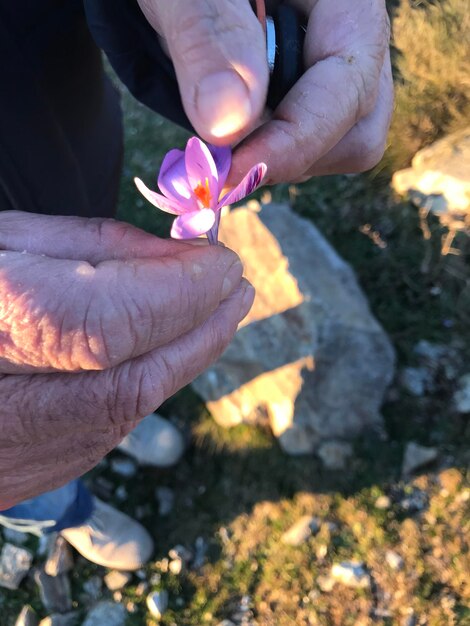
(61, 498), (153, 570)
(117, 413), (184, 467)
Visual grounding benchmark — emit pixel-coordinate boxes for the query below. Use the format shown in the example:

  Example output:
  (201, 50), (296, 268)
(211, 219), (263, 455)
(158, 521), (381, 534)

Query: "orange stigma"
(193, 178), (212, 207)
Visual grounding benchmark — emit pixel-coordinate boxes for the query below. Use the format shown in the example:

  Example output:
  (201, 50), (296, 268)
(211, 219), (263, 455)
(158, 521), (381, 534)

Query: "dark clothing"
(0, 1), (186, 219)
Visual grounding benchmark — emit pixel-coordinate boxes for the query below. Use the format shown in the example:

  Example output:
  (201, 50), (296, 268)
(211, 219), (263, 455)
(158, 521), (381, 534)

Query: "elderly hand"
(0, 212), (253, 508)
(137, 0), (393, 184)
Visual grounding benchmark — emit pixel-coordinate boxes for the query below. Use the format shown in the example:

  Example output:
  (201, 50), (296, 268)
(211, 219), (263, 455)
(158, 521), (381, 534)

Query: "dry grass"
(385, 0), (470, 171)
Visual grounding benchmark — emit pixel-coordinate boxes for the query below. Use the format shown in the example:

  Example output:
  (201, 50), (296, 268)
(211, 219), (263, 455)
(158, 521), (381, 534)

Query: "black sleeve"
(83, 0), (193, 131)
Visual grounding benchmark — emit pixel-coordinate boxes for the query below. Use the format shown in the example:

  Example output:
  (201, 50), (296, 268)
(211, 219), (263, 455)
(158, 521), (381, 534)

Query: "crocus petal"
(208, 145), (231, 191)
(218, 163), (267, 208)
(185, 138), (218, 208)
(134, 177), (182, 215)
(158, 149), (198, 211)
(170, 209), (216, 239)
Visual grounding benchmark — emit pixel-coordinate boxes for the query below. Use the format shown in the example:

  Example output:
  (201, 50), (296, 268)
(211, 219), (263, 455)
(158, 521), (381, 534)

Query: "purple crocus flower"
(134, 137), (267, 244)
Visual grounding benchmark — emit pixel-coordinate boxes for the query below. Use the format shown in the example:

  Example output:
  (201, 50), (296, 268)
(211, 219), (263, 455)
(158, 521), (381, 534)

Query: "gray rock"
(192, 204), (395, 455)
(330, 562), (370, 588)
(110, 457), (137, 478)
(392, 127), (470, 228)
(146, 590), (169, 620)
(454, 373), (470, 413)
(400, 366), (434, 396)
(281, 516), (321, 546)
(82, 602), (126, 626)
(0, 543), (33, 590)
(317, 441), (353, 470)
(3, 528), (29, 546)
(14, 606), (38, 626)
(385, 550), (404, 571)
(39, 613), (78, 626)
(402, 442), (438, 476)
(34, 569), (72, 613)
(155, 486), (175, 516)
(104, 571), (132, 591)
(45, 537), (73, 577)
(82, 576), (103, 600)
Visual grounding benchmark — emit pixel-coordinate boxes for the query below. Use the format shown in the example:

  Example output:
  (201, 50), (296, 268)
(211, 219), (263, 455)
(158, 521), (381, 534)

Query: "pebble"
(402, 442), (438, 476)
(104, 570), (132, 591)
(110, 457), (137, 478)
(82, 576), (103, 600)
(34, 568), (72, 613)
(115, 486), (128, 501)
(375, 495), (391, 509)
(317, 441), (353, 470)
(281, 516), (321, 546)
(330, 562), (370, 589)
(14, 606), (38, 626)
(216, 621), (235, 626)
(385, 550), (404, 570)
(45, 537), (74, 577)
(168, 558), (183, 575)
(3, 528), (29, 546)
(317, 575), (335, 593)
(454, 373), (470, 413)
(316, 544), (328, 560)
(0, 543), (33, 590)
(135, 581), (149, 596)
(192, 537), (208, 569)
(147, 590), (169, 620)
(168, 545), (193, 563)
(400, 366), (433, 396)
(39, 613), (79, 626)
(155, 487), (175, 516)
(82, 601), (127, 626)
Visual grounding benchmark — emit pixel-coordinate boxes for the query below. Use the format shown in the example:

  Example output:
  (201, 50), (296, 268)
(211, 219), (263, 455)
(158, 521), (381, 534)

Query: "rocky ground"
(1, 56), (469, 625)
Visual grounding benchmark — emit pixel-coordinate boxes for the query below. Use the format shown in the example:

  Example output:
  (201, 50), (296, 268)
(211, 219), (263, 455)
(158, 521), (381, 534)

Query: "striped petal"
(218, 163), (267, 208)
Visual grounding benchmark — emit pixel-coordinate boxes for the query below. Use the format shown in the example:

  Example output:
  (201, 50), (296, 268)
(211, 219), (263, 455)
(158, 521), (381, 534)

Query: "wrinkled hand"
(137, 0), (393, 183)
(0, 212), (253, 508)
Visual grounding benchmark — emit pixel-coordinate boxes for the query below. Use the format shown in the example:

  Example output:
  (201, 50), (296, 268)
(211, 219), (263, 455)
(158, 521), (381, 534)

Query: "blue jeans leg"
(0, 480), (94, 536)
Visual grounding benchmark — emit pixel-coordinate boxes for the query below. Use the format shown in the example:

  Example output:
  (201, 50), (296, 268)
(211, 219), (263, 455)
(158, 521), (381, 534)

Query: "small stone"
(168, 558), (183, 575)
(316, 544), (328, 560)
(113, 592), (122, 603)
(14, 606), (39, 626)
(82, 602), (126, 626)
(454, 373), (470, 413)
(135, 581), (149, 596)
(147, 590), (169, 620)
(115, 486), (128, 501)
(104, 570), (132, 591)
(110, 457), (137, 478)
(45, 537), (74, 577)
(216, 621), (236, 626)
(317, 575), (335, 592)
(3, 528), (29, 546)
(317, 441), (353, 470)
(400, 488), (428, 514)
(149, 573), (161, 586)
(155, 487), (175, 516)
(400, 366), (433, 396)
(155, 558), (169, 573)
(330, 562), (370, 589)
(385, 550), (404, 570)
(375, 495), (391, 509)
(414, 341), (448, 368)
(281, 516), (321, 546)
(168, 545), (193, 563)
(0, 543), (33, 590)
(34, 568), (72, 613)
(402, 442), (438, 476)
(192, 537), (207, 569)
(39, 613), (78, 626)
(83, 576), (102, 600)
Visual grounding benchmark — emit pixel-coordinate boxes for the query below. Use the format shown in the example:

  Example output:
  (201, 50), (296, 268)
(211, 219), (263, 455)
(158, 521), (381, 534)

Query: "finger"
(229, 0), (390, 184)
(138, 0), (268, 143)
(0, 245), (244, 373)
(0, 279), (254, 506)
(292, 55), (394, 178)
(0, 211), (199, 263)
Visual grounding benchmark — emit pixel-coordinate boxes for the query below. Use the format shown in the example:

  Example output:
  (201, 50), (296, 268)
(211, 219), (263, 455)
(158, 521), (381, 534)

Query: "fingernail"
(221, 259), (244, 299)
(240, 282), (255, 317)
(196, 70), (252, 138)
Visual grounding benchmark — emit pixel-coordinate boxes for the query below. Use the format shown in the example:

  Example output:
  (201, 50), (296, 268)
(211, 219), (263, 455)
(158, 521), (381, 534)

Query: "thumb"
(138, 0), (268, 143)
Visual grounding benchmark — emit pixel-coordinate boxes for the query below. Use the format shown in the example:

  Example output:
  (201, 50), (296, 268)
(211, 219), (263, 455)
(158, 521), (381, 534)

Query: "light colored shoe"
(61, 498), (153, 570)
(117, 413), (184, 467)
